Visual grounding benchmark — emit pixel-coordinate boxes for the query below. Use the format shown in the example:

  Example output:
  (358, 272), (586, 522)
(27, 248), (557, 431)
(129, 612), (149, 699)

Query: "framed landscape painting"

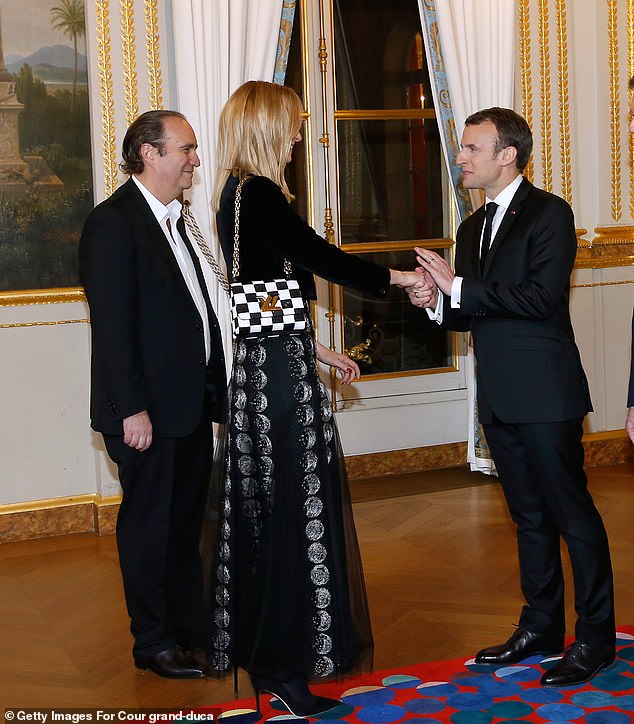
(0, 0), (93, 297)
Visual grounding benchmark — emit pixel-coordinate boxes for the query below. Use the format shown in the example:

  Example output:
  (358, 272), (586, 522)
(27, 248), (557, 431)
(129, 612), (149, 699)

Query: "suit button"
(195, 322), (203, 330)
(199, 360), (205, 367)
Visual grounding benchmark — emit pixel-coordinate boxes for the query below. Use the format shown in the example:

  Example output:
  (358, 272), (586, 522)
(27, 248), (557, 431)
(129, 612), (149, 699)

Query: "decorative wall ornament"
(144, 0), (162, 110)
(555, 0), (572, 204)
(96, 1), (117, 199)
(120, 0), (138, 125)
(519, 0), (534, 183)
(0, 319), (89, 329)
(538, 0), (553, 193)
(273, 0), (297, 85)
(609, 0), (621, 221)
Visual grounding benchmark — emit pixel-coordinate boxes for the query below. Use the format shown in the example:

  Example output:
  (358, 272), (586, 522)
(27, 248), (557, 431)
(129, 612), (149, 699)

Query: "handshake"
(391, 247), (454, 310)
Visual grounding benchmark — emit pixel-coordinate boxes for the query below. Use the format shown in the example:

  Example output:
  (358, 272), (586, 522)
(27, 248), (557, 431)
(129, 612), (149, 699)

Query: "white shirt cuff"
(451, 277), (463, 308)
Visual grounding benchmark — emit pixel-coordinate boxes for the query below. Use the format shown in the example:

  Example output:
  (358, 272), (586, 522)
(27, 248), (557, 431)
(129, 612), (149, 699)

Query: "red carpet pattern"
(209, 627), (634, 723)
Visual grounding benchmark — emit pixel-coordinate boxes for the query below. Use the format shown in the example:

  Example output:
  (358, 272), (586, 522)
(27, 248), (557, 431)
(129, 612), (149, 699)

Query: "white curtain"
(436, 1), (516, 141)
(434, 0), (517, 475)
(172, 0), (285, 375)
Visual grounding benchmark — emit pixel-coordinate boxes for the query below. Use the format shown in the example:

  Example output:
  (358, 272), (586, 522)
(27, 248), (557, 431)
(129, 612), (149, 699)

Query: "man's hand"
(123, 410), (153, 451)
(627, 407), (634, 445)
(316, 341), (360, 385)
(415, 248), (455, 296)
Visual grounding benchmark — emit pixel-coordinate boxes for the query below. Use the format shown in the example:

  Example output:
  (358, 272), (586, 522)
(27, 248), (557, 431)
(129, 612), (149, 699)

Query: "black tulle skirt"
(204, 329), (373, 682)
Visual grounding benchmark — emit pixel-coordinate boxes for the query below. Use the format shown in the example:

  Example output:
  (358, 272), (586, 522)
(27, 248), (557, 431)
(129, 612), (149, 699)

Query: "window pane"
(334, 0), (431, 110)
(343, 249), (453, 375)
(338, 118), (443, 243)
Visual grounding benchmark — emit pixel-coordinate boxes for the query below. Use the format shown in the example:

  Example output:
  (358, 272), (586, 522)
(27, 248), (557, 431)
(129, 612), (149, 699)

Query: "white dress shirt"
(428, 174), (524, 322)
(132, 175), (211, 361)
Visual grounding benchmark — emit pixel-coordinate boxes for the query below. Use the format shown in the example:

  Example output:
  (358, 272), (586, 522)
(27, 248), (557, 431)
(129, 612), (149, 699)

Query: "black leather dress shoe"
(475, 628), (564, 665)
(540, 640), (615, 687)
(134, 647), (206, 678)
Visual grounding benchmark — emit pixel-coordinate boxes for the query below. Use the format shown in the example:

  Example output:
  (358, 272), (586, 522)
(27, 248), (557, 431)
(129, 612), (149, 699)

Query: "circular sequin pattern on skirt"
(306, 519), (324, 540)
(294, 380), (312, 403)
(236, 432), (253, 453)
(249, 368), (267, 390)
(249, 391), (268, 412)
(249, 344), (266, 366)
(284, 336), (304, 357)
(303, 473), (321, 495)
(289, 358), (308, 379)
(314, 587), (331, 608)
(297, 404), (314, 426)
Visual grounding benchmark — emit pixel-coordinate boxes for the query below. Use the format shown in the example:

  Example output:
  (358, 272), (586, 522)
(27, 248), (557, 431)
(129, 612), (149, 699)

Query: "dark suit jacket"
(79, 178), (226, 437)
(627, 311), (634, 407)
(443, 177), (591, 425)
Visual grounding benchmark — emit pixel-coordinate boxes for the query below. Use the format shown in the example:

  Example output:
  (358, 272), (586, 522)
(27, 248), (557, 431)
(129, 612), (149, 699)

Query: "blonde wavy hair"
(211, 80), (304, 211)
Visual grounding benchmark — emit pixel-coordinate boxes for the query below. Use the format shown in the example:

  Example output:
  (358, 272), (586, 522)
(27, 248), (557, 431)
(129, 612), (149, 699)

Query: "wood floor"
(1, 462), (633, 709)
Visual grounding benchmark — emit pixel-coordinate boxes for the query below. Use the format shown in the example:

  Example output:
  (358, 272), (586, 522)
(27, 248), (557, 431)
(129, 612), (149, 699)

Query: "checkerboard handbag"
(229, 177), (308, 338)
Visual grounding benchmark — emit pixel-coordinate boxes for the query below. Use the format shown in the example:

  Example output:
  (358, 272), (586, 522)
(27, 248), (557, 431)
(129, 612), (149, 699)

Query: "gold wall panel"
(96, 0), (118, 199)
(609, 0), (622, 221)
(555, 0), (572, 204)
(144, 0), (163, 110)
(120, 0), (139, 125)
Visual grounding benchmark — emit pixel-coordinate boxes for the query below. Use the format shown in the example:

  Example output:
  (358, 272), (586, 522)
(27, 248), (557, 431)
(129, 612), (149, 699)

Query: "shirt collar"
(486, 174), (523, 211)
(132, 175), (182, 226)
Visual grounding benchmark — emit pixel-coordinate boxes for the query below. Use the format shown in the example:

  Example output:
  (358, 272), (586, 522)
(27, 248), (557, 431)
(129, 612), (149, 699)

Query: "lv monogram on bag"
(229, 176), (308, 339)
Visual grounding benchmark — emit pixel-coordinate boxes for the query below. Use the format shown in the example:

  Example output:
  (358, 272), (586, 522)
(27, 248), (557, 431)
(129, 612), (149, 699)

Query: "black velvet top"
(216, 174), (391, 301)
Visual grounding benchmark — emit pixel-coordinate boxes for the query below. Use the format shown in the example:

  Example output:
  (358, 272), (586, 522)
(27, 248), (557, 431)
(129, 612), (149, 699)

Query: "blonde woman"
(206, 81), (429, 716)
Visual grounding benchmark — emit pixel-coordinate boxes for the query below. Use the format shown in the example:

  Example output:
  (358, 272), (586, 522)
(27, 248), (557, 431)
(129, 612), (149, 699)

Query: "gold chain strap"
(181, 201), (230, 294)
(232, 176), (292, 282)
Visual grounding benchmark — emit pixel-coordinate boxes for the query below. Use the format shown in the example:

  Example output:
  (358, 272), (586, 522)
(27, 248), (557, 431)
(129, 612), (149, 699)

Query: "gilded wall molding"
(592, 225), (634, 245)
(96, 1), (118, 199)
(609, 0), (622, 221)
(144, 0), (163, 110)
(0, 319), (89, 330)
(573, 225), (634, 268)
(0, 289), (86, 307)
(555, 0), (572, 204)
(120, 0), (139, 125)
(519, 0), (534, 182)
(538, 0), (552, 192)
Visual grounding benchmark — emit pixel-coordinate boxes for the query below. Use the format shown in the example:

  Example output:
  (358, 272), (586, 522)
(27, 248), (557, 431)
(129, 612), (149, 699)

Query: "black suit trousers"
(483, 416), (615, 646)
(103, 399), (213, 657)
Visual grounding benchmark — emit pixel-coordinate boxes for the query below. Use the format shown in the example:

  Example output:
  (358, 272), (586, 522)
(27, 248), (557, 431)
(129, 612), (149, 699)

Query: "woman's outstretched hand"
(316, 341), (360, 385)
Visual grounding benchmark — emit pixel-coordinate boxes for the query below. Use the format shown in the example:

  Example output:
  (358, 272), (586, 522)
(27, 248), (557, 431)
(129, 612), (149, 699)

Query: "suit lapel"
(177, 216), (215, 324)
(125, 180), (201, 306)
(458, 205), (485, 279)
(482, 177), (532, 276)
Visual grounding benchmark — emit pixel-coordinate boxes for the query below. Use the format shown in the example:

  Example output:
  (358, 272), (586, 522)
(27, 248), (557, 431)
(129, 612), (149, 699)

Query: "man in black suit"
(410, 108), (615, 687)
(80, 110), (226, 678)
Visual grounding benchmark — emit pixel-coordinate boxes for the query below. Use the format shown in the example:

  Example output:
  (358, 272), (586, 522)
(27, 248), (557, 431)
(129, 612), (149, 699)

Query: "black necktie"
(480, 202), (498, 274)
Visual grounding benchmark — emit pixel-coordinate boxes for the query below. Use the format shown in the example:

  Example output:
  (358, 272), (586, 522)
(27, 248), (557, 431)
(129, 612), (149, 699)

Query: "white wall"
(0, 300), (118, 505)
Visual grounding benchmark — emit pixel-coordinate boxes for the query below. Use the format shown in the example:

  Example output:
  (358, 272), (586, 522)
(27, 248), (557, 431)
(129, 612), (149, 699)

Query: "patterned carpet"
(209, 627), (634, 723)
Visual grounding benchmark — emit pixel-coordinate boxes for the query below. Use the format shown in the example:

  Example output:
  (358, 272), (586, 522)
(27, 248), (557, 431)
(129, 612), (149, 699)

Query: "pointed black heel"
(250, 674), (341, 717)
